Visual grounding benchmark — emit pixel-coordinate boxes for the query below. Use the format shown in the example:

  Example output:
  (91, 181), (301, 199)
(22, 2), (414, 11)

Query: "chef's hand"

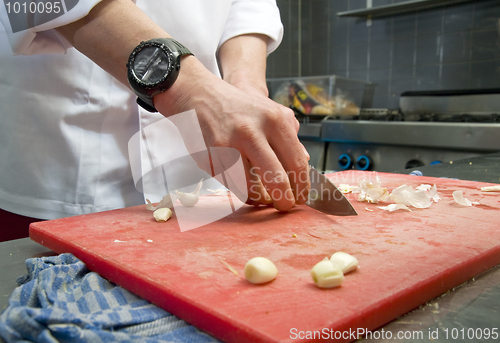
(220, 33), (310, 209)
(56, 0), (310, 211)
(153, 56), (310, 211)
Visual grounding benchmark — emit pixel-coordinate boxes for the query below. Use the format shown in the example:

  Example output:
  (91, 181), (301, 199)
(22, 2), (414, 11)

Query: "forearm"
(55, 0), (171, 86)
(218, 34), (269, 97)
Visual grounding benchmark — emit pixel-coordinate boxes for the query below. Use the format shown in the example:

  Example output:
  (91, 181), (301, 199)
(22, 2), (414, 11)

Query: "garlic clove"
(175, 179), (203, 207)
(244, 257), (278, 284)
(311, 260), (344, 288)
(330, 252), (359, 274)
(153, 208), (172, 222)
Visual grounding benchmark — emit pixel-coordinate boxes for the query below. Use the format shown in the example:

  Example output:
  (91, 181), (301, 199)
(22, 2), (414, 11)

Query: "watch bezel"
(127, 40), (178, 91)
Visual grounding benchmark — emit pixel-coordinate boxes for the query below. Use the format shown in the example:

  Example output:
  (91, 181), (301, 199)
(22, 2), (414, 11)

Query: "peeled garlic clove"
(175, 179), (203, 207)
(153, 208), (172, 222)
(311, 260), (344, 288)
(244, 257), (278, 284)
(330, 252), (359, 274)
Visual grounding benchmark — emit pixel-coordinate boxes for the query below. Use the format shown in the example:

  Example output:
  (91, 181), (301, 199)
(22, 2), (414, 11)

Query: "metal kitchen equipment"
(298, 89), (500, 173)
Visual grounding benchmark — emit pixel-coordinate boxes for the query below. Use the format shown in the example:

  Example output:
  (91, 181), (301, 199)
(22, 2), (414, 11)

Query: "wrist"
(152, 55), (206, 116)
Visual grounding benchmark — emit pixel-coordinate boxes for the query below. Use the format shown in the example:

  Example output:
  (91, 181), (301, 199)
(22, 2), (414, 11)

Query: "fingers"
(243, 158), (273, 206)
(265, 107), (311, 206)
(239, 105), (310, 211)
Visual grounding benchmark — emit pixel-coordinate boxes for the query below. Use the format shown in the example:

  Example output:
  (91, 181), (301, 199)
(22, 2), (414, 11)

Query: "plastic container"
(267, 75), (375, 116)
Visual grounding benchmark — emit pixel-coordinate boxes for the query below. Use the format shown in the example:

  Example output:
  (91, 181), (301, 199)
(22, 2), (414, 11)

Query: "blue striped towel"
(0, 253), (220, 343)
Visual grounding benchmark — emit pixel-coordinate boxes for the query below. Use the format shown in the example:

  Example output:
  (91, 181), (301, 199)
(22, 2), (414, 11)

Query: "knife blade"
(306, 166), (358, 216)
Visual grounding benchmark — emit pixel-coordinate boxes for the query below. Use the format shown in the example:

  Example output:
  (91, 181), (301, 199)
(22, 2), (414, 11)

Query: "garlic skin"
(153, 208), (172, 222)
(452, 190), (480, 206)
(244, 257), (278, 284)
(175, 179), (203, 207)
(389, 184), (432, 208)
(378, 203), (412, 212)
(311, 259), (344, 288)
(330, 252), (359, 274)
(146, 194), (174, 211)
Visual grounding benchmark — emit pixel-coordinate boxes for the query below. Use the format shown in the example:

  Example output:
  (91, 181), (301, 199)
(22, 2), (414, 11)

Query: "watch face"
(132, 45), (172, 86)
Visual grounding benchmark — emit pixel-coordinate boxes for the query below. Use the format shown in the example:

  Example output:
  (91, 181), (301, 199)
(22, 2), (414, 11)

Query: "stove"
(298, 89), (500, 173)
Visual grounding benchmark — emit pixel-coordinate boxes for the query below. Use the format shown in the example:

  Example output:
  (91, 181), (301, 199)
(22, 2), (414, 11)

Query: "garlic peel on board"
(146, 194), (174, 211)
(175, 179), (203, 207)
(452, 190), (480, 206)
(378, 203), (412, 212)
(481, 185), (500, 192)
(389, 184), (432, 208)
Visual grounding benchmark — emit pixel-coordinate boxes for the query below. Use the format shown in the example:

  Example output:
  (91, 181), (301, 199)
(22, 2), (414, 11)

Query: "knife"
(306, 166), (358, 216)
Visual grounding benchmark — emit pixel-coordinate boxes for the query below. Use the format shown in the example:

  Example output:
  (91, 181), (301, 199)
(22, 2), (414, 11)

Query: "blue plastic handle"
(356, 155), (371, 171)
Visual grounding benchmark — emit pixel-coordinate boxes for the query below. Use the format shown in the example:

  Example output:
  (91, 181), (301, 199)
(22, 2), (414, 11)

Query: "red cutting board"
(30, 171), (500, 343)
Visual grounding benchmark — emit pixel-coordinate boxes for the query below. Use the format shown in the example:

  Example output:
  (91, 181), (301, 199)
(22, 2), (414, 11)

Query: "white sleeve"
(0, 0), (104, 55)
(219, 0), (284, 55)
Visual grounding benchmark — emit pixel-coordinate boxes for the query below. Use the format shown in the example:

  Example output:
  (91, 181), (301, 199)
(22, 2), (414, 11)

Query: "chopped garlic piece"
(352, 178), (389, 203)
(378, 203), (412, 212)
(244, 257), (278, 284)
(311, 259), (344, 288)
(416, 184), (432, 191)
(452, 190), (479, 206)
(175, 179), (203, 207)
(330, 252), (359, 274)
(339, 184), (355, 193)
(153, 208), (172, 222)
(481, 185), (500, 192)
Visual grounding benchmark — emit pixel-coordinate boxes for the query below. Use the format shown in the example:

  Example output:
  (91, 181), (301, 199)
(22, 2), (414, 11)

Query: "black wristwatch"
(127, 38), (193, 112)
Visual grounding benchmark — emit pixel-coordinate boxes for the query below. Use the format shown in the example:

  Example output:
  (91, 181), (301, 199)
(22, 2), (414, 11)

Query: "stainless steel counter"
(299, 120), (500, 172)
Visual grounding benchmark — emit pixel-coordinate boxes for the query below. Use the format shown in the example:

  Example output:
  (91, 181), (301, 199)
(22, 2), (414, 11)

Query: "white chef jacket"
(0, 0), (283, 219)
